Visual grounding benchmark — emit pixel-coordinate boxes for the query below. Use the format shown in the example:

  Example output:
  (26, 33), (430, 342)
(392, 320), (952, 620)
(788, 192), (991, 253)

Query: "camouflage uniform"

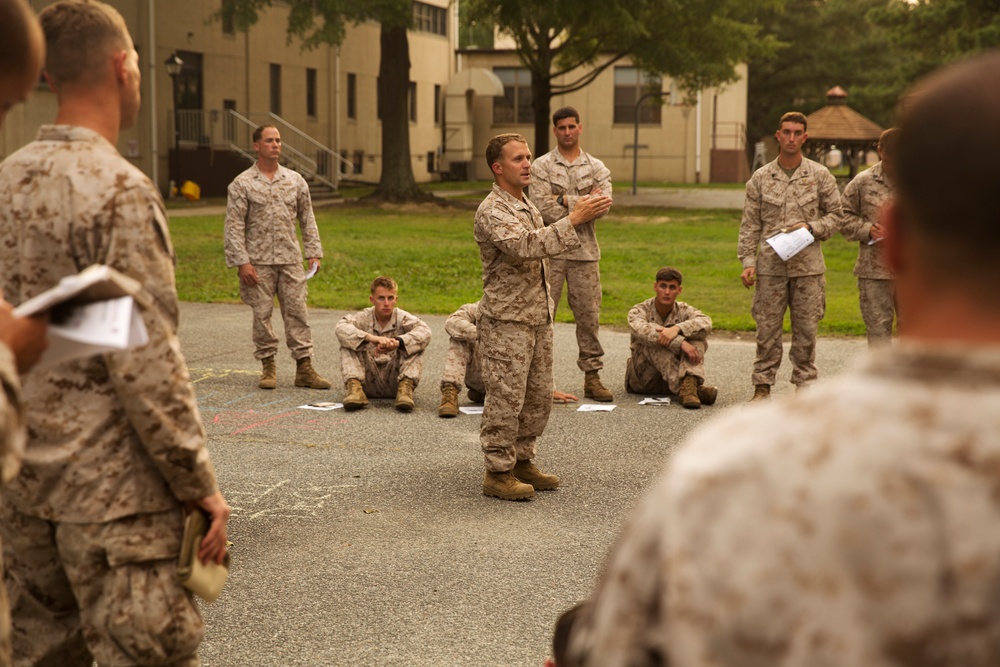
(0, 126), (220, 666)
(567, 343), (1000, 667)
(441, 301), (485, 395)
(738, 158), (842, 386)
(474, 184), (581, 472)
(224, 162), (324, 361)
(841, 162), (896, 346)
(625, 298), (712, 395)
(0, 346), (25, 665)
(529, 150), (612, 373)
(335, 307), (431, 398)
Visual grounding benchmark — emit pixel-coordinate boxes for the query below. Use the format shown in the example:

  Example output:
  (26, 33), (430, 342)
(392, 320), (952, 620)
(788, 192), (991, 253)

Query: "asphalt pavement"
(185, 301), (864, 666)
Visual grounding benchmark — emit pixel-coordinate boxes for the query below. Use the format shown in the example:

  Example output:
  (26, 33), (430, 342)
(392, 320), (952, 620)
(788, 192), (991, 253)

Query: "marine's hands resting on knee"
(193, 491), (232, 565)
(0, 293), (49, 374)
(656, 325), (681, 347)
(680, 340), (702, 364)
(367, 334), (399, 353)
(568, 191), (613, 226)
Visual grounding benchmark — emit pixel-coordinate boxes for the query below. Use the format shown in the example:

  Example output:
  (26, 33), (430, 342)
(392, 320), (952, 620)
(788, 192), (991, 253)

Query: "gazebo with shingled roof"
(804, 86), (884, 179)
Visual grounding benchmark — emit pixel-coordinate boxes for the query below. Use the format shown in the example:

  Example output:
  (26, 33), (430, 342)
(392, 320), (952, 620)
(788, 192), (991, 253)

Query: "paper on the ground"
(298, 402), (343, 411)
(13, 264), (140, 317)
(577, 403), (616, 412)
(766, 227), (815, 261)
(638, 397), (671, 406)
(305, 264), (319, 280)
(459, 406), (484, 415)
(39, 296), (149, 368)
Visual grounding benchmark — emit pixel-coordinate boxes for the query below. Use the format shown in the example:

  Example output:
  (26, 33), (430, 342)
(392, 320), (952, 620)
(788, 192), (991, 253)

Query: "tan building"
(2, 1), (748, 196)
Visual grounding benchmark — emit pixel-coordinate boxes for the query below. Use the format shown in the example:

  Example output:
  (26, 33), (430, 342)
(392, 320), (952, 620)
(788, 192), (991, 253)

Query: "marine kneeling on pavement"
(625, 267), (718, 409)
(336, 276), (431, 412)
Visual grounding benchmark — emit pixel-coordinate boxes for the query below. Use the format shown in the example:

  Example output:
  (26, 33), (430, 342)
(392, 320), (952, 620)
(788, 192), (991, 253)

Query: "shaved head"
(0, 0), (44, 127)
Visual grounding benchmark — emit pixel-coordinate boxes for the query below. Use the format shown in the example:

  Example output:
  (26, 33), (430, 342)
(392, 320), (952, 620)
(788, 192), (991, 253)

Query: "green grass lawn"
(171, 204), (866, 335)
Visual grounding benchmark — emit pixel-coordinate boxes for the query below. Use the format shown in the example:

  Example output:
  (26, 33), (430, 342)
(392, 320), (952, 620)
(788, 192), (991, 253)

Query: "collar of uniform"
(652, 299), (678, 324)
(552, 149), (587, 167)
(868, 161), (885, 184)
(491, 182), (531, 211)
(862, 340), (1000, 386)
(769, 156), (815, 182)
(36, 124), (113, 149)
(370, 307), (398, 334)
(251, 162), (287, 181)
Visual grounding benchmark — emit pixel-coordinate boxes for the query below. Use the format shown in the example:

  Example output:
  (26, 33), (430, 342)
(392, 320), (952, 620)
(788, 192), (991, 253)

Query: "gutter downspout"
(695, 91), (702, 184)
(147, 0), (159, 188)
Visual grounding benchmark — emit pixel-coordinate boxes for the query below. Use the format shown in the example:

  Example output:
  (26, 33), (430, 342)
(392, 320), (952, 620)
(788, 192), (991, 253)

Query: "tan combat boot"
(749, 384), (770, 403)
(343, 379), (368, 411)
(512, 459), (560, 490)
(395, 378), (415, 413)
(467, 387), (486, 404)
(698, 384), (719, 406)
(258, 356), (277, 390)
(679, 374), (701, 409)
(438, 383), (459, 418)
(583, 371), (613, 402)
(295, 357), (332, 389)
(482, 470), (535, 501)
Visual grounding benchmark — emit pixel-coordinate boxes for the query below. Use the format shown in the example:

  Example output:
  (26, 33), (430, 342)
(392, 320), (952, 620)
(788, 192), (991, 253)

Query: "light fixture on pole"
(164, 53), (184, 196)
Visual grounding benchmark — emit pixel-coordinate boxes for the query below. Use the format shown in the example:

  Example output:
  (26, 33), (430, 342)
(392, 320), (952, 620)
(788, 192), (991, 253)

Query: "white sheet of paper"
(305, 265), (319, 280)
(577, 404), (616, 412)
(766, 227), (815, 261)
(39, 296), (149, 368)
(459, 406), (484, 415)
(638, 397), (671, 405)
(298, 402), (343, 411)
(868, 237), (884, 246)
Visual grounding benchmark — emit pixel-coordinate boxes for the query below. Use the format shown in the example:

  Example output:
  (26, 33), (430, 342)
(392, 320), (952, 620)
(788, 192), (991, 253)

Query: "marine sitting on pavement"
(625, 266), (718, 409)
(224, 123), (331, 391)
(437, 299), (578, 418)
(336, 276), (432, 413)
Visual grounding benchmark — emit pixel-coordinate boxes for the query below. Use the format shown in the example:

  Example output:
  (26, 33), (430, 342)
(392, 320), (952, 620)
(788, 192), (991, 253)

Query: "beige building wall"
(6, 0), (455, 193)
(459, 53), (748, 184)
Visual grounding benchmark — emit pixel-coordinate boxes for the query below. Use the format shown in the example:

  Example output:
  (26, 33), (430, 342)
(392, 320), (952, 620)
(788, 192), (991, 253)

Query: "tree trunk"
(531, 71), (554, 156)
(368, 23), (433, 203)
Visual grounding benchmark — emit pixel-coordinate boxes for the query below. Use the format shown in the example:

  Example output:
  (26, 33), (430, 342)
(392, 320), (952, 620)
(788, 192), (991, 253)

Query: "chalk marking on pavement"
(227, 480), (357, 520)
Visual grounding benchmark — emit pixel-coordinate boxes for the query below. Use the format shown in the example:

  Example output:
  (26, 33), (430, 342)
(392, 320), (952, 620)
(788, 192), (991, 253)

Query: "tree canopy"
(465, 0), (780, 155)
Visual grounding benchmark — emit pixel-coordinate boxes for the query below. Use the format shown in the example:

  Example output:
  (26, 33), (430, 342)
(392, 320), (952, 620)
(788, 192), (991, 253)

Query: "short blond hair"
(370, 276), (398, 294)
(485, 133), (527, 169)
(39, 0), (130, 89)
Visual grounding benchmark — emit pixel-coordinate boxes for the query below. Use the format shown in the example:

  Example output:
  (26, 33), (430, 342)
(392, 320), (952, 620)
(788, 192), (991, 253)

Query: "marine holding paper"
(0, 2), (229, 664)
(737, 111), (843, 402)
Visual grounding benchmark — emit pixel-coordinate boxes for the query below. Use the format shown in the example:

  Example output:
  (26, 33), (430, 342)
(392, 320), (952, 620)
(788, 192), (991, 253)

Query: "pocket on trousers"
(103, 518), (203, 665)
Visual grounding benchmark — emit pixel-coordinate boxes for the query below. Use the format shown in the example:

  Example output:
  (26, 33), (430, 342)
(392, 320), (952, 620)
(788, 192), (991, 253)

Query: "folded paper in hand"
(12, 265), (148, 368)
(766, 227), (815, 261)
(176, 510), (231, 603)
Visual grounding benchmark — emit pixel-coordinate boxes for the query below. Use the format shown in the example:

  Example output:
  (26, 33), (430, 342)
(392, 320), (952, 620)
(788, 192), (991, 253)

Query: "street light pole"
(164, 53), (184, 196)
(632, 90), (670, 195)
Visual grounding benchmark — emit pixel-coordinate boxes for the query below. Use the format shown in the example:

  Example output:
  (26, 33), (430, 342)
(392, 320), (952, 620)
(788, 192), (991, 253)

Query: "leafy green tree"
(746, 0), (901, 150)
(465, 0), (779, 156)
(221, 0), (431, 202)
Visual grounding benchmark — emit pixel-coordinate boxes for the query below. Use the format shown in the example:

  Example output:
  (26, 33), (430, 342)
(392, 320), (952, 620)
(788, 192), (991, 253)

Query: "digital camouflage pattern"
(529, 149), (612, 262)
(569, 343), (1000, 667)
(3, 506), (202, 666)
(530, 149), (611, 373)
(474, 183), (579, 471)
(841, 162), (897, 345)
(0, 125), (218, 665)
(238, 263), (313, 360)
(225, 162), (323, 361)
(474, 183), (580, 326)
(441, 301), (484, 394)
(0, 346), (23, 665)
(625, 298), (712, 394)
(224, 162), (323, 267)
(752, 274), (826, 386)
(738, 158), (842, 277)
(336, 306), (431, 398)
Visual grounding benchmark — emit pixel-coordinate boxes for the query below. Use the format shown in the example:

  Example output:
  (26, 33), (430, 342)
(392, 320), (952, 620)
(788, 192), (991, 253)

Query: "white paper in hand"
(766, 227), (815, 261)
(305, 264), (319, 280)
(40, 296), (149, 368)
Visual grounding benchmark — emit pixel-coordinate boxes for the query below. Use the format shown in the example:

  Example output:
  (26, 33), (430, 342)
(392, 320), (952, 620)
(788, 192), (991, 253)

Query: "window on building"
(493, 67), (533, 124)
(270, 63), (281, 115)
(347, 73), (357, 120)
(434, 84), (441, 125)
(221, 4), (235, 35)
(614, 67), (662, 125)
(306, 68), (317, 118)
(223, 99), (236, 142)
(353, 150), (364, 175)
(427, 150), (436, 173)
(409, 82), (417, 123)
(413, 1), (447, 36)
